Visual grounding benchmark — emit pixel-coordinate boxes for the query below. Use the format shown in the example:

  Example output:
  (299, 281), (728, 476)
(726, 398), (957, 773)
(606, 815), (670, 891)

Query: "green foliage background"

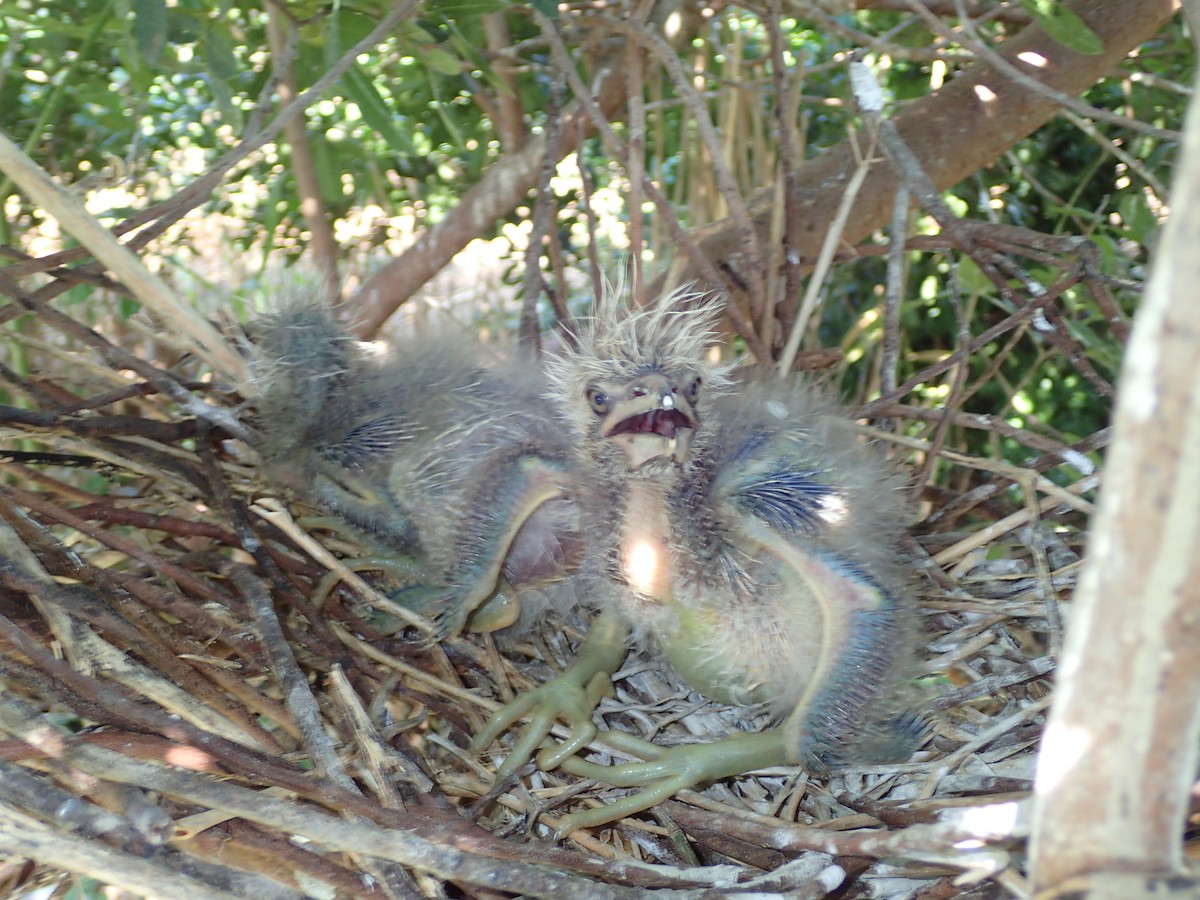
(0, 0), (1190, 491)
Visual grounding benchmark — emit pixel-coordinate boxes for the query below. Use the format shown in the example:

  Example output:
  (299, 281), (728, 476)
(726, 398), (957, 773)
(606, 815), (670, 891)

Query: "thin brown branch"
(625, 35), (647, 307)
(0, 803), (256, 900)
(535, 11), (770, 361)
(1, 484), (227, 604)
(0, 132), (246, 380)
(671, 0), (1177, 298)
(861, 269), (1076, 409)
(520, 82), (565, 352)
(767, 0), (805, 344)
(576, 118), (605, 314)
(0, 693), (727, 895)
(0, 275), (246, 439)
(264, 1), (340, 298)
(229, 564), (355, 789)
(349, 36), (631, 337)
(5, 0), (415, 286)
(587, 13), (768, 325)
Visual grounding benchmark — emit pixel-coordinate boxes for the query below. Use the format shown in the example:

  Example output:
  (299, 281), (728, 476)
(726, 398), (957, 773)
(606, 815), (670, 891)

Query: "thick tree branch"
(671, 0), (1177, 325)
(347, 73), (628, 338)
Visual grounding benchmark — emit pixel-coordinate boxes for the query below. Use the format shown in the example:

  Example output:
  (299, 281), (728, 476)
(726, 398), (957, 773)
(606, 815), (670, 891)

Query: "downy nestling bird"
(250, 303), (585, 635)
(473, 289), (920, 834)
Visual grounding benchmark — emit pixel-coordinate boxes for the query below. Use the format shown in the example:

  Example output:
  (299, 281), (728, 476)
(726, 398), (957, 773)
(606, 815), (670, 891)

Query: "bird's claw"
(473, 609), (631, 776)
(472, 668), (612, 776)
(387, 583), (463, 641)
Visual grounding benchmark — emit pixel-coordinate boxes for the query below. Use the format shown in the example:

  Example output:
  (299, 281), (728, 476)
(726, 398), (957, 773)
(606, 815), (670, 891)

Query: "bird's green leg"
(436, 458), (572, 638)
(472, 610), (630, 775)
(553, 728), (790, 834)
(343, 556), (427, 581)
(311, 555), (430, 626)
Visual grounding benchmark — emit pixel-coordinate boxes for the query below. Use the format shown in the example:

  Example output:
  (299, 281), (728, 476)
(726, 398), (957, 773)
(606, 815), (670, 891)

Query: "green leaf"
(429, 95), (466, 149)
(421, 46), (464, 77)
(132, 0), (167, 66)
(200, 29), (238, 82)
(206, 67), (238, 127)
(312, 138), (344, 206)
(1020, 0), (1104, 55)
(117, 294), (142, 320)
(342, 63), (417, 156)
(332, 10), (383, 48)
(443, 21), (511, 98)
(431, 0), (512, 15)
(954, 256), (992, 296)
(528, 0), (558, 18)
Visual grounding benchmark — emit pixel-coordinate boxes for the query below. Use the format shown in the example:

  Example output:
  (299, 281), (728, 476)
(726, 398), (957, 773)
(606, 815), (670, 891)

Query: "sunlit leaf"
(1020, 0), (1105, 55)
(342, 63), (417, 156)
(421, 46), (464, 77)
(955, 256), (992, 296)
(431, 0), (512, 14)
(132, 0), (167, 66)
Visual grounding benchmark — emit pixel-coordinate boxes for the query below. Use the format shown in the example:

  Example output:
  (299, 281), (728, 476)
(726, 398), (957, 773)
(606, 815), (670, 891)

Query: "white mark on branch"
(1060, 449), (1096, 475)
(849, 60), (885, 113)
(974, 83), (999, 103)
(1032, 309), (1056, 332)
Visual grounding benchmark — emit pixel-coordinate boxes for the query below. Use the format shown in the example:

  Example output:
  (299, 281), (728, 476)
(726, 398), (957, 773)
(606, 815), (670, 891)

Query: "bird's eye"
(586, 387), (609, 414)
(685, 377), (702, 403)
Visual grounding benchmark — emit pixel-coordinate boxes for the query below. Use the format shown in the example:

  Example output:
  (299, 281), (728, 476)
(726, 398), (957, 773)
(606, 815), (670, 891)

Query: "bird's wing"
(318, 414), (417, 469)
(726, 467), (840, 534)
(721, 453), (905, 763)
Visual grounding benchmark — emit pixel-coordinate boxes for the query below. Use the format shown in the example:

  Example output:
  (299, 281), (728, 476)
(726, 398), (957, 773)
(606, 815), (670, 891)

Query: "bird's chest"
(612, 493), (826, 711)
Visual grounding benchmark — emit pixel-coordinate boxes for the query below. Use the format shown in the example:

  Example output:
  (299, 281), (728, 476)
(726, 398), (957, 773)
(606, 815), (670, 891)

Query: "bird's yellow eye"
(685, 377), (701, 404)
(586, 387), (609, 414)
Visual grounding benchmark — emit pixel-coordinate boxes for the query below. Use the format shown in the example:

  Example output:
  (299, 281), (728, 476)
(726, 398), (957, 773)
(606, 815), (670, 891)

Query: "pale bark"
(1028, 68), (1200, 893)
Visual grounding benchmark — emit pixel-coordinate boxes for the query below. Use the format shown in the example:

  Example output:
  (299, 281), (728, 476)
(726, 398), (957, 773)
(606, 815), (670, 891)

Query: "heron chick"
(473, 289), (921, 834)
(250, 303), (584, 635)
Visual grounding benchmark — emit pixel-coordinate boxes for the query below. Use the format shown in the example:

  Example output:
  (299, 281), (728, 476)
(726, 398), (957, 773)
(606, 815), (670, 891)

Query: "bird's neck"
(617, 479), (676, 603)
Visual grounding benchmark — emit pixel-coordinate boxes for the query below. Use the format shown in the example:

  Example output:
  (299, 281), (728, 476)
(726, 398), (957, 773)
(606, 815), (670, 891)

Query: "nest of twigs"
(0, 273), (1101, 899)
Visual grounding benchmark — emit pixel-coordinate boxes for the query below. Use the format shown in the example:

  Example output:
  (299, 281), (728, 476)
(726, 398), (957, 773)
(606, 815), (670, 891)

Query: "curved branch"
(346, 69), (628, 338)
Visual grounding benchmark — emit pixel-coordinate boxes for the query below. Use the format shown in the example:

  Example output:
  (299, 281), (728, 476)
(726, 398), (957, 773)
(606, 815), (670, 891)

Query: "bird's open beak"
(601, 374), (697, 467)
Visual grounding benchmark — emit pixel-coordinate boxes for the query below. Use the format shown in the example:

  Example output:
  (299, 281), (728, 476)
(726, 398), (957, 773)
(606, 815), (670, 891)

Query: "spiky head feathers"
(542, 288), (737, 471)
(545, 289), (734, 424)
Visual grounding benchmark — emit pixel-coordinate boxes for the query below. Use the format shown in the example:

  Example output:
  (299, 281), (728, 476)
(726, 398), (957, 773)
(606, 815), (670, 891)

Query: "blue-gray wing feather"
(729, 469), (838, 533)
